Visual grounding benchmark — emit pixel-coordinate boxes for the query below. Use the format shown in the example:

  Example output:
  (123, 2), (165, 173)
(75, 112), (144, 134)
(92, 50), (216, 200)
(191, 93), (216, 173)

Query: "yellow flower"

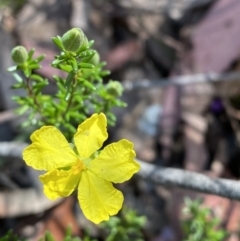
(23, 113), (140, 224)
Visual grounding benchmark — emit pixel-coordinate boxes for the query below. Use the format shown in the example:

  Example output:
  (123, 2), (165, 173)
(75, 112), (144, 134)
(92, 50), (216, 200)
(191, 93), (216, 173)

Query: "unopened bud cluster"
(11, 46), (28, 64)
(62, 28), (88, 52)
(106, 81), (124, 97)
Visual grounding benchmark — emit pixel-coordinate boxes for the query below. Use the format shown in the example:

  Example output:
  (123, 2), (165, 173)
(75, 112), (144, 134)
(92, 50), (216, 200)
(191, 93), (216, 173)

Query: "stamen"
(72, 160), (86, 174)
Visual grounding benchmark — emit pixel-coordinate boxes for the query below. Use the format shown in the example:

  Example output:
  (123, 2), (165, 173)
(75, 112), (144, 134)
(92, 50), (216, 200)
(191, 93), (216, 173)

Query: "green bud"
(89, 51), (100, 66)
(106, 80), (124, 97)
(11, 46), (28, 64)
(62, 28), (85, 52)
(81, 34), (89, 49)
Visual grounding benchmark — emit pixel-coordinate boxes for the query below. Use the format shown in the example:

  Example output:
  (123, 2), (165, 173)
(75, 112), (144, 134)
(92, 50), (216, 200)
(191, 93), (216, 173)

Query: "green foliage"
(9, 28), (126, 141)
(0, 230), (26, 241)
(0, 227), (87, 241)
(39, 226), (82, 241)
(182, 197), (228, 241)
(0, 208), (145, 241)
(100, 207), (146, 241)
(0, 0), (26, 11)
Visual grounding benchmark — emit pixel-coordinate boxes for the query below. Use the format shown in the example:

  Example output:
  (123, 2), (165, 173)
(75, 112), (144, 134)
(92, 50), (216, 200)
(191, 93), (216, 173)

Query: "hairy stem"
(25, 77), (43, 117)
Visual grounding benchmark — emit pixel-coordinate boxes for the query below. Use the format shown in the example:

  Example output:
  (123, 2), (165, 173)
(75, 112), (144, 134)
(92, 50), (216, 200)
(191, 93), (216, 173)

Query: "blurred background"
(1, 0), (240, 240)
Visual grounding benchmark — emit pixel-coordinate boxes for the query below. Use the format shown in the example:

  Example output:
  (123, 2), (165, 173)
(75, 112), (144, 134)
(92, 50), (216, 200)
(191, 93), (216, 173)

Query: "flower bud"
(11, 46), (28, 64)
(81, 34), (89, 49)
(106, 81), (124, 97)
(62, 28), (85, 52)
(89, 51), (100, 66)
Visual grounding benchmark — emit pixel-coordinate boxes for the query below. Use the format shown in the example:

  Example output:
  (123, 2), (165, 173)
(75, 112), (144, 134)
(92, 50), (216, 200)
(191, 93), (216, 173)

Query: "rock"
(17, 0), (71, 43)
(187, 0), (240, 73)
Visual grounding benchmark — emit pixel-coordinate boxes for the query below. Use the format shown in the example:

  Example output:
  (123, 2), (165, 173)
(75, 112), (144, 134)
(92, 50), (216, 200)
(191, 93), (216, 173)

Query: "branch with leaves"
(9, 28), (126, 140)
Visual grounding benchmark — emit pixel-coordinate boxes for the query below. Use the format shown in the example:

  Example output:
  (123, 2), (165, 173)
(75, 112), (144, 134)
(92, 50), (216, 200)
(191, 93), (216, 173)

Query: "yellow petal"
(40, 165), (81, 200)
(89, 139), (140, 183)
(78, 171), (123, 224)
(23, 126), (77, 171)
(74, 113), (108, 158)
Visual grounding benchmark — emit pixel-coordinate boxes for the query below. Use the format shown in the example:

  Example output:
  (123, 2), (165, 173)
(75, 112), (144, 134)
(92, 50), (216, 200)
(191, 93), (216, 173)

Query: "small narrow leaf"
(79, 62), (94, 69)
(23, 69), (31, 77)
(30, 74), (43, 82)
(11, 83), (24, 89)
(16, 105), (29, 115)
(28, 63), (41, 69)
(58, 64), (72, 73)
(79, 50), (95, 58)
(88, 40), (95, 48)
(13, 73), (23, 82)
(65, 70), (75, 95)
(35, 54), (46, 62)
(52, 36), (64, 50)
(27, 49), (35, 60)
(83, 80), (95, 90)
(100, 70), (111, 76)
(7, 66), (17, 72)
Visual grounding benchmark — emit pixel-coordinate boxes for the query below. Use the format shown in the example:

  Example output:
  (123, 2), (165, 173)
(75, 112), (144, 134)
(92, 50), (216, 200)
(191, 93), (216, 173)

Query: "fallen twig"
(138, 160), (240, 200)
(123, 72), (240, 90)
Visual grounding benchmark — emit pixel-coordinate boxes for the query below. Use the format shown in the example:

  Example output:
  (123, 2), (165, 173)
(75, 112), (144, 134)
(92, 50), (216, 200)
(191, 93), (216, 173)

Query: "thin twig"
(25, 77), (43, 114)
(1, 141), (240, 200)
(138, 160), (240, 200)
(123, 72), (240, 90)
(62, 77), (77, 122)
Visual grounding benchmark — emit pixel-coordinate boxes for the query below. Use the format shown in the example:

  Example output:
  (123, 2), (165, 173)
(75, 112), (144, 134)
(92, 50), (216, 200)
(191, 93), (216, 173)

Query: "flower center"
(72, 159), (86, 174)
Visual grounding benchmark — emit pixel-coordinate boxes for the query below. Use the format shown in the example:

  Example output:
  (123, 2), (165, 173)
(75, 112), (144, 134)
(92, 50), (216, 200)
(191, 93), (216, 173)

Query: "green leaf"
(77, 40), (95, 54)
(82, 80), (96, 90)
(15, 105), (29, 115)
(114, 99), (127, 107)
(35, 54), (46, 62)
(52, 101), (66, 111)
(41, 95), (51, 101)
(52, 36), (64, 50)
(13, 73), (23, 82)
(7, 65), (17, 72)
(88, 40), (95, 48)
(81, 52), (95, 63)
(11, 83), (24, 89)
(100, 70), (111, 76)
(56, 82), (67, 93)
(12, 96), (27, 104)
(71, 102), (84, 111)
(70, 58), (78, 71)
(52, 59), (60, 65)
(44, 231), (56, 241)
(24, 69), (31, 77)
(64, 123), (77, 134)
(58, 64), (72, 73)
(68, 111), (85, 119)
(107, 112), (117, 122)
(21, 120), (32, 128)
(32, 83), (47, 95)
(78, 50), (95, 58)
(28, 63), (41, 70)
(27, 49), (35, 60)
(65, 70), (75, 99)
(30, 74), (43, 82)
(79, 62), (94, 69)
